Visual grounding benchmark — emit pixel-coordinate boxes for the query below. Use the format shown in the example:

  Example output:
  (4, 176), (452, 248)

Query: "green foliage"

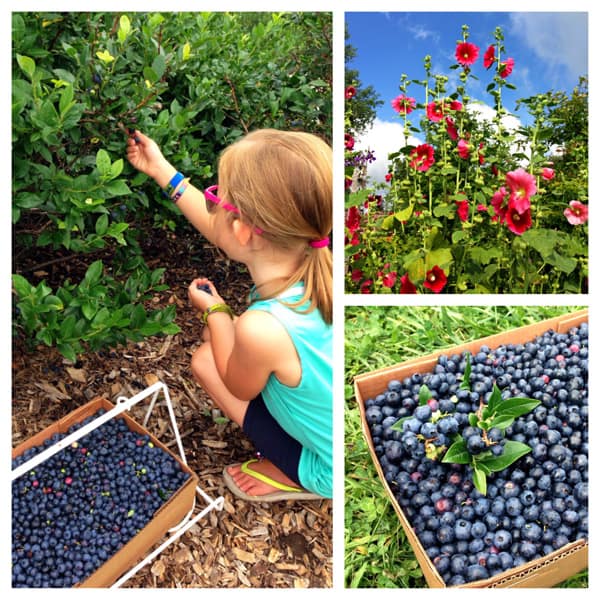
(12, 12), (332, 359)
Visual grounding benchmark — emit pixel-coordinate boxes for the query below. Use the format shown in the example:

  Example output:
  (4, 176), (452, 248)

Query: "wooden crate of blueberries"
(354, 309), (588, 588)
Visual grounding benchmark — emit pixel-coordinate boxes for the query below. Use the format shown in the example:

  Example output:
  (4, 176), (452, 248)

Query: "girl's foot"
(225, 458), (299, 497)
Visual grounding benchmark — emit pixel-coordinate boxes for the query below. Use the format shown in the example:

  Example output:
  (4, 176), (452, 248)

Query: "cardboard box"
(12, 397), (198, 588)
(354, 310), (589, 588)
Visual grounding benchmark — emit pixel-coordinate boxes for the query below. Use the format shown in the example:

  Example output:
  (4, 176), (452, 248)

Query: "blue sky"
(346, 12), (588, 181)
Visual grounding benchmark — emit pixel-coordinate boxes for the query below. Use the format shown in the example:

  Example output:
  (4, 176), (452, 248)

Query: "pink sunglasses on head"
(203, 185), (264, 235)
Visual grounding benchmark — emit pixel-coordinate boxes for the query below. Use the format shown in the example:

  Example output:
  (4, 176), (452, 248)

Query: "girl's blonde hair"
(217, 129), (332, 324)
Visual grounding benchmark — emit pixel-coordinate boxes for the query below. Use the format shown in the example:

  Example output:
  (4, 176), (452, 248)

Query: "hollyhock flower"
(360, 279), (373, 294)
(423, 265), (447, 293)
(345, 206), (361, 233)
(499, 57), (515, 79)
(491, 164), (499, 177)
(345, 176), (352, 190)
(345, 86), (356, 100)
(455, 199), (469, 222)
(382, 271), (397, 288)
(478, 142), (485, 165)
(564, 201), (588, 225)
(344, 133), (355, 151)
(484, 44), (495, 69)
(505, 204), (532, 235)
(506, 168), (537, 213)
(541, 167), (555, 180)
(491, 186), (509, 222)
(457, 139), (470, 159)
(455, 42), (479, 66)
(349, 231), (360, 246)
(391, 94), (416, 115)
(477, 203), (487, 212)
(385, 173), (393, 182)
(351, 269), (363, 283)
(409, 144), (435, 172)
(445, 116), (458, 140)
(449, 100), (463, 111)
(400, 273), (418, 294)
(426, 101), (445, 122)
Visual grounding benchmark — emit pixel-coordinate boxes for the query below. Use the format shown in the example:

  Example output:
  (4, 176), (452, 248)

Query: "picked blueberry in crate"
(11, 409), (191, 588)
(363, 323), (588, 585)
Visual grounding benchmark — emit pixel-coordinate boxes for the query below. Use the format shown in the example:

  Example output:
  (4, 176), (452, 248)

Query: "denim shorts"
(242, 394), (302, 486)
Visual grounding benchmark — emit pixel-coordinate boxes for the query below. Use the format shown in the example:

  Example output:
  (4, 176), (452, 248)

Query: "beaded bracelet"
(171, 178), (190, 203)
(202, 303), (234, 325)
(163, 171), (185, 198)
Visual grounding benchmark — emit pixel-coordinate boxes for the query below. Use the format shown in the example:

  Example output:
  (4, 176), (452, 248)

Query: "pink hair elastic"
(309, 237), (330, 248)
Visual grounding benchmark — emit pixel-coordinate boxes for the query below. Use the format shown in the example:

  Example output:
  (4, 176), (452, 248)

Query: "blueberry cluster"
(364, 323), (588, 585)
(12, 409), (190, 588)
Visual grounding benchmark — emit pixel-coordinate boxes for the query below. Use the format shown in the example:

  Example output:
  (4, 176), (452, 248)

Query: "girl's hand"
(188, 278), (225, 313)
(125, 130), (173, 181)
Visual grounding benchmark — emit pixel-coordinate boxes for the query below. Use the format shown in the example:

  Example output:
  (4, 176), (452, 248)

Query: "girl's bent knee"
(190, 343), (212, 384)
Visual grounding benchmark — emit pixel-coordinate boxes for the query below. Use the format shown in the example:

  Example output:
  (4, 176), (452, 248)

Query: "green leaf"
(57, 342), (78, 362)
(152, 54), (166, 80)
(12, 274), (33, 298)
(16, 54), (36, 79)
(460, 352), (471, 391)
(472, 466), (487, 495)
(486, 384), (503, 414)
(442, 437), (471, 464)
(477, 440), (532, 473)
(418, 384), (432, 405)
(488, 414), (515, 430)
(468, 413), (478, 427)
(84, 260), (104, 286)
(59, 85), (74, 116)
(494, 396), (541, 419)
(95, 214), (109, 236)
(394, 205), (414, 222)
(96, 149), (111, 176)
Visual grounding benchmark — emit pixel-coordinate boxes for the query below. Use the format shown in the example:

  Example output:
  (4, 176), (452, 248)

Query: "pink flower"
(445, 116), (458, 140)
(484, 44), (495, 69)
(409, 144), (435, 172)
(423, 266), (447, 293)
(506, 168), (536, 213)
(478, 142), (485, 165)
(455, 42), (479, 66)
(400, 273), (418, 294)
(360, 279), (373, 294)
(345, 206), (361, 233)
(382, 271), (397, 288)
(426, 101), (444, 122)
(564, 201), (588, 225)
(491, 186), (509, 222)
(391, 94), (416, 115)
(457, 139), (470, 159)
(385, 173), (393, 182)
(477, 203), (487, 212)
(499, 57), (514, 79)
(449, 100), (463, 111)
(351, 269), (363, 283)
(345, 86), (356, 100)
(541, 167), (555, 180)
(344, 133), (355, 151)
(505, 204), (532, 235)
(455, 199), (469, 222)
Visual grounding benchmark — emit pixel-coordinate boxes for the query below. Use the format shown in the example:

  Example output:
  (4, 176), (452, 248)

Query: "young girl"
(126, 128), (332, 501)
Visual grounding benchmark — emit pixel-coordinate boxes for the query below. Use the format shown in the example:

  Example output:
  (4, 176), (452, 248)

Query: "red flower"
(491, 186), (508, 222)
(409, 144), (435, 172)
(449, 100), (463, 111)
(345, 86), (356, 100)
(484, 44), (495, 69)
(455, 42), (479, 66)
(505, 168), (537, 213)
(385, 173), (393, 182)
(345, 176), (352, 190)
(399, 273), (418, 294)
(564, 201), (588, 225)
(391, 94), (416, 115)
(457, 139), (470, 159)
(346, 206), (361, 233)
(382, 271), (397, 288)
(541, 167), (555, 180)
(505, 204), (532, 235)
(455, 198), (469, 222)
(499, 57), (514, 79)
(423, 265), (447, 293)
(445, 116), (458, 140)
(344, 133), (355, 151)
(360, 279), (373, 294)
(426, 101), (445, 122)
(351, 269), (363, 283)
(478, 142), (485, 165)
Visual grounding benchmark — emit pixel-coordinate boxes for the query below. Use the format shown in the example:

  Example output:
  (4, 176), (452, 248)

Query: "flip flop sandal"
(222, 458), (323, 503)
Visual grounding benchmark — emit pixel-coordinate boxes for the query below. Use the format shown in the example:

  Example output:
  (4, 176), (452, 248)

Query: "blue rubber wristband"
(163, 172), (185, 198)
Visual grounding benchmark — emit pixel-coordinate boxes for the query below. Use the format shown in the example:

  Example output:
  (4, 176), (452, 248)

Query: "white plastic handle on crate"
(12, 381), (225, 588)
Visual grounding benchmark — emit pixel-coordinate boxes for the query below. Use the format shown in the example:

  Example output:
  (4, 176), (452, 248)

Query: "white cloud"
(355, 117), (422, 184)
(509, 13), (588, 77)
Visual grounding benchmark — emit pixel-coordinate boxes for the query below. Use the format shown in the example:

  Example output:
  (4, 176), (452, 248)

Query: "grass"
(344, 305), (588, 588)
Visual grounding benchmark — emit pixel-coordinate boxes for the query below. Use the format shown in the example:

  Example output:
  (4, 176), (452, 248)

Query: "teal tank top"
(247, 284), (332, 498)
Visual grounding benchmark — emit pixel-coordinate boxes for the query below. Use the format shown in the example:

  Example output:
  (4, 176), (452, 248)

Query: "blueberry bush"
(12, 12), (332, 361)
(345, 306), (588, 587)
(12, 409), (191, 587)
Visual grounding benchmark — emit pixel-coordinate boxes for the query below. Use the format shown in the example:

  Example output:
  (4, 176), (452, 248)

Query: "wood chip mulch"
(11, 225), (332, 588)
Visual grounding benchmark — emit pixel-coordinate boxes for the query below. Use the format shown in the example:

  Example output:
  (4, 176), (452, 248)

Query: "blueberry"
(414, 405), (432, 422)
(454, 519), (471, 540)
(196, 283), (212, 294)
(466, 563), (489, 582)
(466, 434), (485, 455)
